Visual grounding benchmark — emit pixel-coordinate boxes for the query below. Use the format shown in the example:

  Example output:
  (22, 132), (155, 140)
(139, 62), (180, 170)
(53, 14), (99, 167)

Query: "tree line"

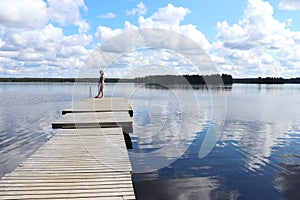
(234, 77), (300, 84)
(0, 77), (125, 83)
(1, 75), (299, 84)
(134, 74), (233, 85)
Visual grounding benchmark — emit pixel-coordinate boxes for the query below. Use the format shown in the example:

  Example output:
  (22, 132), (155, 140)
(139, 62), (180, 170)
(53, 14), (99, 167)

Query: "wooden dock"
(0, 98), (135, 200)
(62, 98), (133, 117)
(52, 112), (133, 134)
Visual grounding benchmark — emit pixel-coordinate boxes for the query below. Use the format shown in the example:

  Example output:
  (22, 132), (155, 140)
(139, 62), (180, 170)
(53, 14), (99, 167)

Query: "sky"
(0, 0), (300, 78)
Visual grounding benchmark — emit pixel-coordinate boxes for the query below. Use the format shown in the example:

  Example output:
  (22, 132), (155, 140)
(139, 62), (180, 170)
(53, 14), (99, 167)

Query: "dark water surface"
(0, 83), (299, 200)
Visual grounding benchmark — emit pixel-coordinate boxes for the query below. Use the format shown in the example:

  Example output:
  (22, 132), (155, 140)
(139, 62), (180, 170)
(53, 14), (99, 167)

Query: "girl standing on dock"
(95, 70), (105, 98)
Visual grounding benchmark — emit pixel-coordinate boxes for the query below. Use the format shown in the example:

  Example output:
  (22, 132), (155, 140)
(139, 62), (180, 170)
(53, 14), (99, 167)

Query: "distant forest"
(0, 77), (124, 83)
(0, 74), (233, 84)
(134, 74), (234, 85)
(234, 77), (300, 84)
(1, 75), (300, 84)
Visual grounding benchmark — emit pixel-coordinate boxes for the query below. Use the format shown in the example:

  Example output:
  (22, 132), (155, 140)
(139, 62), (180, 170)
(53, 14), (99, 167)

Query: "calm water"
(0, 82), (299, 200)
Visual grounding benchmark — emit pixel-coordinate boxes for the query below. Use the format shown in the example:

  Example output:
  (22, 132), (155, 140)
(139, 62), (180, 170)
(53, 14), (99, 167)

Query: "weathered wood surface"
(63, 98), (133, 117)
(0, 128), (135, 200)
(52, 112), (133, 134)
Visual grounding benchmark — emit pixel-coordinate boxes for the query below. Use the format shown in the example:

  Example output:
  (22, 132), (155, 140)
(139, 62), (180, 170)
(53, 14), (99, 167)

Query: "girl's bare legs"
(99, 85), (104, 98)
(95, 85), (102, 98)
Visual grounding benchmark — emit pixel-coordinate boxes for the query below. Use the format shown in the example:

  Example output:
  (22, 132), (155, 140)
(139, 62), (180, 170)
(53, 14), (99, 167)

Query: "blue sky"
(0, 0), (300, 78)
(85, 0), (247, 41)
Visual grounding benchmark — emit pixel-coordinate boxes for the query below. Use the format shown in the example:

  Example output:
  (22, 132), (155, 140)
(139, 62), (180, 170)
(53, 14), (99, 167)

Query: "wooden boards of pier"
(52, 112), (133, 134)
(62, 98), (133, 117)
(0, 98), (135, 200)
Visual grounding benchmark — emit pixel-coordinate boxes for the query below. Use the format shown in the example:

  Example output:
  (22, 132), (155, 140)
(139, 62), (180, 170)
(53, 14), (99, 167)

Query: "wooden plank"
(63, 98), (133, 117)
(52, 112), (133, 134)
(0, 192), (136, 200)
(0, 128), (135, 199)
(0, 98), (136, 200)
(0, 197), (134, 200)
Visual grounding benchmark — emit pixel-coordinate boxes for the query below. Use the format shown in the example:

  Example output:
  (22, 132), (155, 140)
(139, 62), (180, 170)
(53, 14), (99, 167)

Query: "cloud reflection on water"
(129, 84), (213, 172)
(134, 176), (223, 200)
(131, 84), (300, 199)
(221, 90), (300, 172)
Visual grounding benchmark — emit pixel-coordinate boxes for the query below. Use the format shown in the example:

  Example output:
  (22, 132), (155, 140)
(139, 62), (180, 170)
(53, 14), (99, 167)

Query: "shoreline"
(1, 77), (300, 84)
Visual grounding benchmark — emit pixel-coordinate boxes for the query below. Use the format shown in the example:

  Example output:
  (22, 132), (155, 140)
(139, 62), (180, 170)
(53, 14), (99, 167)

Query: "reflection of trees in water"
(142, 82), (233, 91)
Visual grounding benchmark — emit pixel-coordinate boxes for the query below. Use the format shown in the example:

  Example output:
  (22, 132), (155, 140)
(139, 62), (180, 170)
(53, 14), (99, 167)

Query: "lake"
(0, 82), (299, 200)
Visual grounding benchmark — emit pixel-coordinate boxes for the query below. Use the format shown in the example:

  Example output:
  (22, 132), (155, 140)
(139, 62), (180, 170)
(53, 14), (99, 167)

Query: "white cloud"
(135, 4), (211, 50)
(126, 2), (147, 16)
(279, 0), (300, 10)
(62, 34), (92, 46)
(213, 0), (300, 78)
(0, 0), (93, 77)
(93, 49), (195, 78)
(47, 0), (87, 25)
(75, 20), (90, 34)
(98, 12), (116, 19)
(0, 24), (92, 77)
(95, 26), (123, 41)
(91, 4), (213, 77)
(0, 0), (48, 28)
(0, 0), (89, 33)
(96, 3), (210, 49)
(47, 0), (89, 33)
(2, 0), (300, 78)
(217, 0), (292, 50)
(138, 3), (190, 28)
